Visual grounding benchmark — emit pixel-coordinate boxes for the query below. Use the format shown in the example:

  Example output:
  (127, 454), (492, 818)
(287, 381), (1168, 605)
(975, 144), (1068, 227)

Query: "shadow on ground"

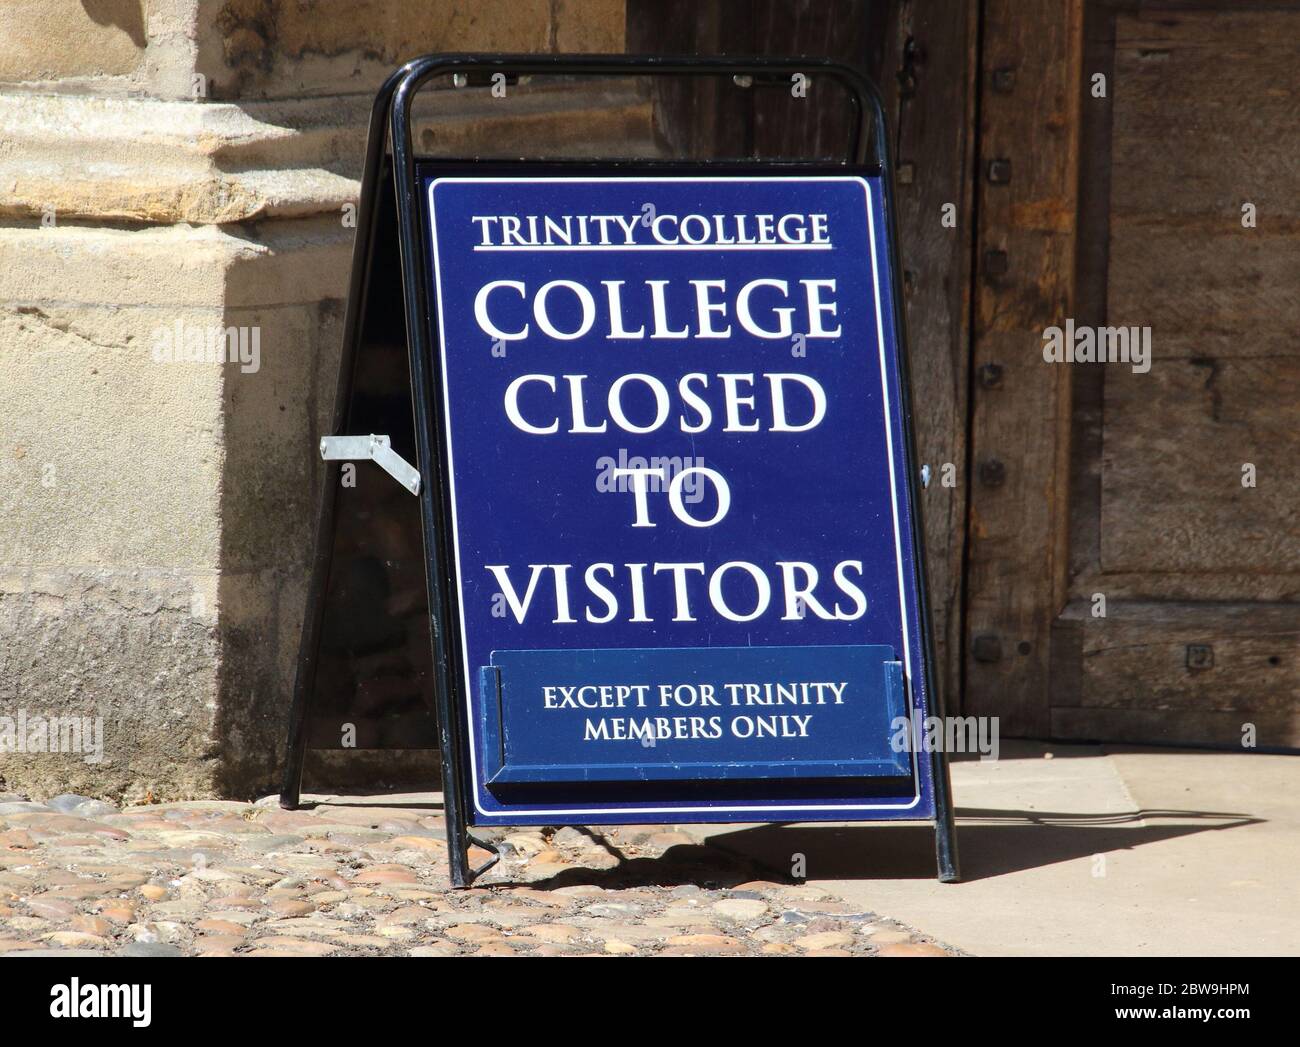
(289, 790), (1260, 887)
(698, 807), (1262, 882)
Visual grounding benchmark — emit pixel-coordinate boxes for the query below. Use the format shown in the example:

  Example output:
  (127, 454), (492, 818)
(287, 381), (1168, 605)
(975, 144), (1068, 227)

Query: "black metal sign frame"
(280, 53), (959, 888)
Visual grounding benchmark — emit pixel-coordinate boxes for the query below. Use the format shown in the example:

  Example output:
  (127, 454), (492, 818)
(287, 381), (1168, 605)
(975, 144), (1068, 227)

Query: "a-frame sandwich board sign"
(281, 53), (959, 888)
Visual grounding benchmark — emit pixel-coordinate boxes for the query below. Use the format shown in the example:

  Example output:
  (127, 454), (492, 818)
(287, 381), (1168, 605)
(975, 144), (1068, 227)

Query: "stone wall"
(0, 0), (640, 801)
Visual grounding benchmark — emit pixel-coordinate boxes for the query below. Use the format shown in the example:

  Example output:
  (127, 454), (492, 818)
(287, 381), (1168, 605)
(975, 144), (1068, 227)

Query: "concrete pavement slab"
(679, 741), (1298, 956)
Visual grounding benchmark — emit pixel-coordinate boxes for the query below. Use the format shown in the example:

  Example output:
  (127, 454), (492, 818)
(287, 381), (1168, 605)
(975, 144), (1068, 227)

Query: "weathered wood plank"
(1107, 10), (1300, 364)
(1050, 706), (1298, 749)
(1055, 598), (1299, 716)
(625, 0), (754, 160)
(1064, 0), (1122, 594)
(1066, 0), (1300, 742)
(1108, 232), (1300, 361)
(749, 0), (878, 161)
(882, 0), (978, 717)
(965, 0), (1084, 735)
(1100, 358), (1300, 578)
(1072, 571), (1300, 604)
(1110, 11), (1300, 219)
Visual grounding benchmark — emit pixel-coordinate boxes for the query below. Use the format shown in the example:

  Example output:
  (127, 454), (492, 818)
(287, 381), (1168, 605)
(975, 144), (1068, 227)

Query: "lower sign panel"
(479, 645), (910, 785)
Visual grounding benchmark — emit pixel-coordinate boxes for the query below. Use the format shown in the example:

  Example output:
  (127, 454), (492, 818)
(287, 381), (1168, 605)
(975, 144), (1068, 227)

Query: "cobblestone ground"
(0, 793), (958, 957)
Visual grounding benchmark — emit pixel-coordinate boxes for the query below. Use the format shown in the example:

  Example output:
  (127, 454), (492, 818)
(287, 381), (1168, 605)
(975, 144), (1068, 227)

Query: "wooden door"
(966, 1), (1300, 747)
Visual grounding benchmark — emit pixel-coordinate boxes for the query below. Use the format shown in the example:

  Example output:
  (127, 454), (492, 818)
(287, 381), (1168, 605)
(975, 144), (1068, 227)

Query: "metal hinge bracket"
(319, 434), (421, 495)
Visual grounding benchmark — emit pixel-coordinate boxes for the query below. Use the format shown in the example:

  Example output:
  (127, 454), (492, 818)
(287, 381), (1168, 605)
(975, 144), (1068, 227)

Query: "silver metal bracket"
(319, 434), (421, 495)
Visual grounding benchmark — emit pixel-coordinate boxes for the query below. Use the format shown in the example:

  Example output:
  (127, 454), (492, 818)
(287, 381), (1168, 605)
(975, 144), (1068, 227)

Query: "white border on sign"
(427, 175), (922, 818)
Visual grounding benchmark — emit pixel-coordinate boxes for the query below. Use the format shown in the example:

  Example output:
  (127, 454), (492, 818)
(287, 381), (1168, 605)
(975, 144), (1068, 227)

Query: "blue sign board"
(421, 173), (936, 826)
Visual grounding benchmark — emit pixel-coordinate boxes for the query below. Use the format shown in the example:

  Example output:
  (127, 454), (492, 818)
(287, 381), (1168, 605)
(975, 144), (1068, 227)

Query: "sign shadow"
(695, 807), (1261, 882)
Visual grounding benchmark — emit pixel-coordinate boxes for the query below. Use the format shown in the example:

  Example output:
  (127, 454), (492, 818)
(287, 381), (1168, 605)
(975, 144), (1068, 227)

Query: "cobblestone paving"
(0, 793), (958, 957)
